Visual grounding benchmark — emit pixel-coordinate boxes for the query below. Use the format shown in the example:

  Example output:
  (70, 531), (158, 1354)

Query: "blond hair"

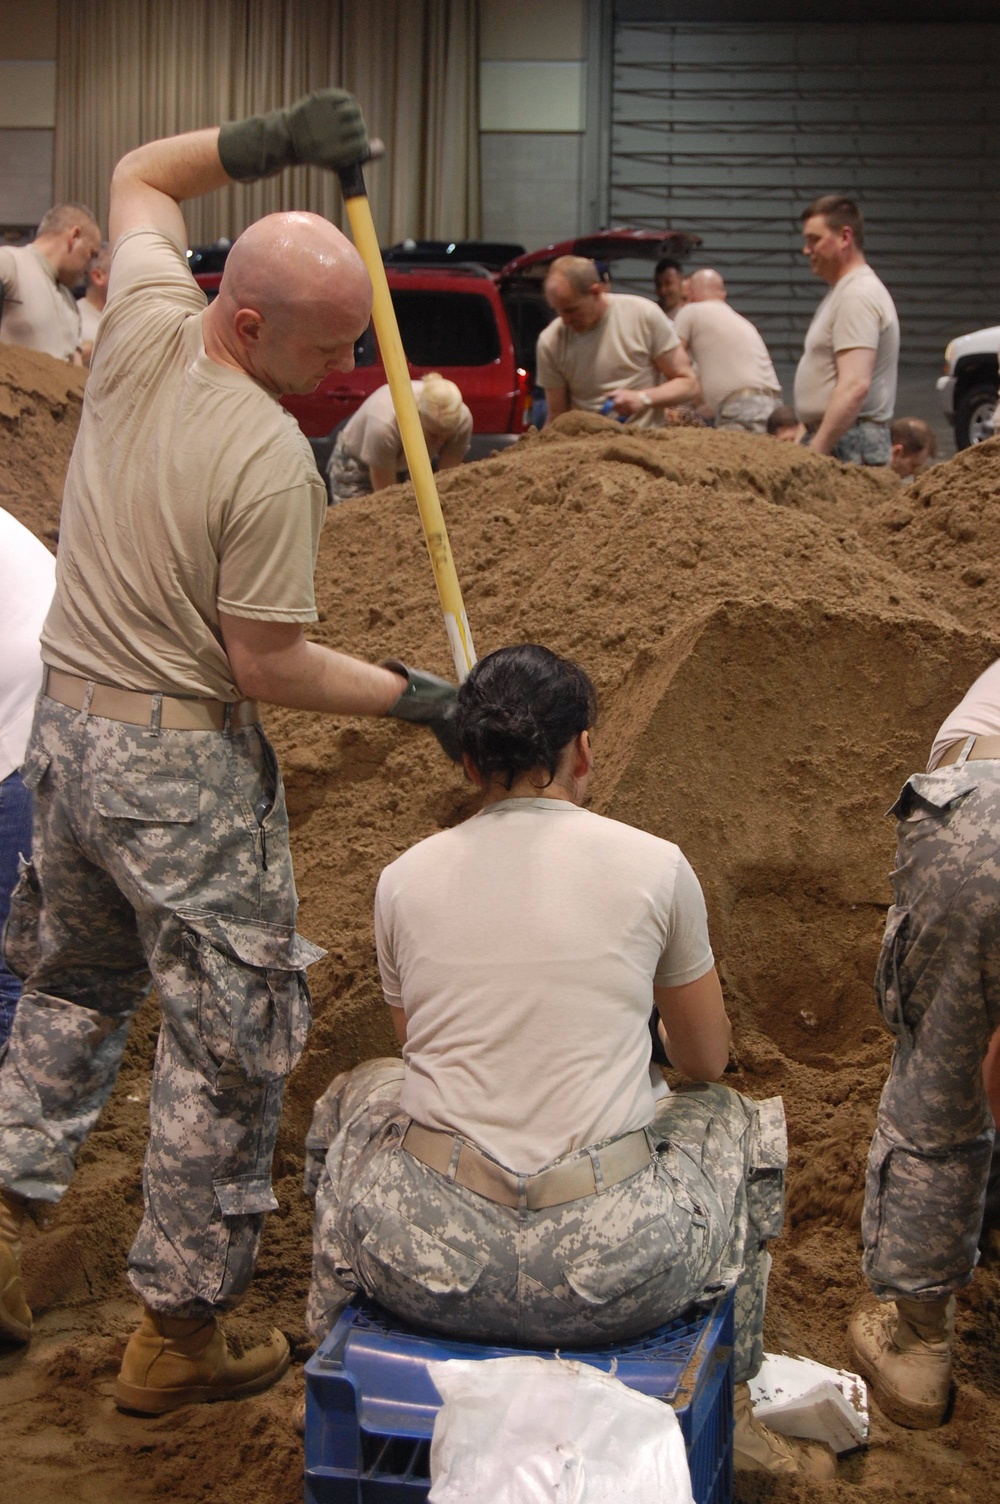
(417, 372), (465, 433)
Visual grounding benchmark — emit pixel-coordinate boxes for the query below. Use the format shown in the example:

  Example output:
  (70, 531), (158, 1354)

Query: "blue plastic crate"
(304, 1290), (734, 1504)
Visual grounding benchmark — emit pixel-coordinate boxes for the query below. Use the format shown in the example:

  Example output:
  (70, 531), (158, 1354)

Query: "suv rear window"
(393, 290), (501, 367)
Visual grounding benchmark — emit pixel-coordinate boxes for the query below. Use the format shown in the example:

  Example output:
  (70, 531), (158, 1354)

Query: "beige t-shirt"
(0, 244), (82, 360)
(342, 381), (472, 473)
(928, 658), (1000, 770)
(77, 295), (102, 348)
(672, 300), (780, 411)
(794, 263), (899, 425)
(42, 228), (326, 699)
(375, 797), (715, 1172)
(536, 294), (680, 429)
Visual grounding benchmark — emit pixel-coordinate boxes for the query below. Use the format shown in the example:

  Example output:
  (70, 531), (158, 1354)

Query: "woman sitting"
(326, 372), (472, 504)
(306, 644), (834, 1480)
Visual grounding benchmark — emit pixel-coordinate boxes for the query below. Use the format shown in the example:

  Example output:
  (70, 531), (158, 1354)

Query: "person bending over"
(305, 644), (836, 1481)
(327, 373), (472, 503)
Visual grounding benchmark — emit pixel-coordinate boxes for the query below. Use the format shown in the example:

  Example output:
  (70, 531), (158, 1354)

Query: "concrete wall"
(479, 0), (588, 250)
(0, 1), (57, 235)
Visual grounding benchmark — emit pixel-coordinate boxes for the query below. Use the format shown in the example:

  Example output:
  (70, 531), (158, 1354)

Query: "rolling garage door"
(607, 20), (1000, 371)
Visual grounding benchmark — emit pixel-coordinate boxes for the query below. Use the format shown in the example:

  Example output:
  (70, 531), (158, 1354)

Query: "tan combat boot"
(116, 1308), (290, 1413)
(0, 1186), (32, 1344)
(733, 1381), (838, 1479)
(849, 1295), (954, 1429)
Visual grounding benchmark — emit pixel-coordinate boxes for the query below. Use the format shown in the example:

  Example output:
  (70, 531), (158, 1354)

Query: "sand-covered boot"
(849, 1295), (954, 1429)
(116, 1309), (290, 1413)
(733, 1381), (837, 1479)
(0, 1186), (31, 1344)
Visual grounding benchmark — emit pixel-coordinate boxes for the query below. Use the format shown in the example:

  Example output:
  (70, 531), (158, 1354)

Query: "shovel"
(336, 153), (477, 683)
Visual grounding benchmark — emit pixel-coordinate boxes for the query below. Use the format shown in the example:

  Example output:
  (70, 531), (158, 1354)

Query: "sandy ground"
(3, 345), (1000, 1502)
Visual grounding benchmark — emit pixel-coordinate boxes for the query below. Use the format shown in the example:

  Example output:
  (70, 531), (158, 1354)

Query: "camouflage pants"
(830, 419), (891, 466)
(0, 695), (323, 1316)
(862, 752), (1000, 1302)
(715, 392), (777, 434)
(326, 433), (374, 506)
(305, 1058), (786, 1381)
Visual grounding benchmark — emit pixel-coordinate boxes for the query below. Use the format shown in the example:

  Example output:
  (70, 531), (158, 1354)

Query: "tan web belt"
(937, 734), (1000, 767)
(43, 667), (260, 732)
(401, 1122), (651, 1212)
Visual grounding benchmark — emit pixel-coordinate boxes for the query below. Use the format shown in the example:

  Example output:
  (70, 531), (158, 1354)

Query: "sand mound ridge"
(3, 347), (1000, 1503)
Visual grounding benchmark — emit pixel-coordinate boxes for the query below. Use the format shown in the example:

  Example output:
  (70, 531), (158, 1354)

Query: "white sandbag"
(426, 1354), (695, 1504)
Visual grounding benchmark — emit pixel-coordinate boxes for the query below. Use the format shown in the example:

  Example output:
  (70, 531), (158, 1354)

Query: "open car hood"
(498, 228), (701, 282)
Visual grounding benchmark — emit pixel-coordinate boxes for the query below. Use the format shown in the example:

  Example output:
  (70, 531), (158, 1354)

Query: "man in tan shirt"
(0, 203), (102, 363)
(672, 269), (781, 433)
(794, 195), (899, 464)
(78, 240), (112, 364)
(0, 89), (457, 1413)
(537, 255), (699, 426)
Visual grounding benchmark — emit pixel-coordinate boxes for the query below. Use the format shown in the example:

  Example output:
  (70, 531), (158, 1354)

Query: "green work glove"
(218, 88), (369, 182)
(383, 659), (461, 763)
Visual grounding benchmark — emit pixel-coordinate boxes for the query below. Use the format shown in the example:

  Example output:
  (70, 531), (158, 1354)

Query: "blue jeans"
(0, 768), (34, 1047)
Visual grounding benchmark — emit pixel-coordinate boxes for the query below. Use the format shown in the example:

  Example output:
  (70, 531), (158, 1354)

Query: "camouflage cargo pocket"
(2, 854), (42, 983)
(874, 905), (911, 1040)
(357, 1206), (485, 1312)
(563, 1210), (690, 1307)
(179, 907), (325, 1083)
(745, 1095), (787, 1243)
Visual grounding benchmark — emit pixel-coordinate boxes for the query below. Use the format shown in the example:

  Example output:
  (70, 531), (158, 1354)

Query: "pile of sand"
(0, 344), (85, 548)
(3, 348), (1000, 1504)
(856, 433), (1000, 636)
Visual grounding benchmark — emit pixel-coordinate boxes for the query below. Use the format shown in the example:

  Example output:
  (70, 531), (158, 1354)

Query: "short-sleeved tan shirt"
(42, 228), (327, 699)
(672, 300), (780, 411)
(0, 244), (82, 360)
(536, 294), (680, 429)
(794, 263), (899, 426)
(342, 381), (472, 474)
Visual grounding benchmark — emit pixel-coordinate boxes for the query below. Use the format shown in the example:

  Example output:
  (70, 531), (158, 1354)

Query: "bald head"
(207, 212), (373, 395)
(686, 268), (727, 303)
(220, 212), (370, 334)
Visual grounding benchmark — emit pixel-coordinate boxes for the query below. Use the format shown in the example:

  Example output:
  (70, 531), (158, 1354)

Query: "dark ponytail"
(457, 644), (597, 790)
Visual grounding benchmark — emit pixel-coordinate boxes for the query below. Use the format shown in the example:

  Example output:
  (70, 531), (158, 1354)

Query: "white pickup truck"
(936, 326), (1000, 448)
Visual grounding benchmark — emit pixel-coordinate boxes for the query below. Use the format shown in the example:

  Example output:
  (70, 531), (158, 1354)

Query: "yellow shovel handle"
(341, 189), (476, 682)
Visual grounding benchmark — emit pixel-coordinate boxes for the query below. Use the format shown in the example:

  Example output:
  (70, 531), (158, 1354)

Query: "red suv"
(190, 227), (700, 463)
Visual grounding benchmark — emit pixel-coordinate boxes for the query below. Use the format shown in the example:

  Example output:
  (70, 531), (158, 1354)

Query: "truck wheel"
(954, 381), (998, 449)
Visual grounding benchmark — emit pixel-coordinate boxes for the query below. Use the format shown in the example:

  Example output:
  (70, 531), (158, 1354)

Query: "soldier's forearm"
(112, 129), (229, 208)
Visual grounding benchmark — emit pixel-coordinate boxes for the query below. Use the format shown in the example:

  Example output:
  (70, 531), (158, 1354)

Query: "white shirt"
(0, 244), (82, 361)
(374, 797), (714, 1171)
(0, 509), (56, 781)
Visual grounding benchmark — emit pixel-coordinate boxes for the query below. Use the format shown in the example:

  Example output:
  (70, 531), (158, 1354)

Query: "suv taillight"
(516, 367), (532, 430)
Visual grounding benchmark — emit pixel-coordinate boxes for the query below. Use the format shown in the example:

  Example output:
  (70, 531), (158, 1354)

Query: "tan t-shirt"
(0, 244), (82, 360)
(77, 295), (102, 348)
(794, 263), (899, 426)
(672, 300), (780, 411)
(928, 658), (1000, 770)
(536, 294), (680, 429)
(341, 381), (472, 473)
(42, 228), (326, 699)
(375, 797), (715, 1172)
